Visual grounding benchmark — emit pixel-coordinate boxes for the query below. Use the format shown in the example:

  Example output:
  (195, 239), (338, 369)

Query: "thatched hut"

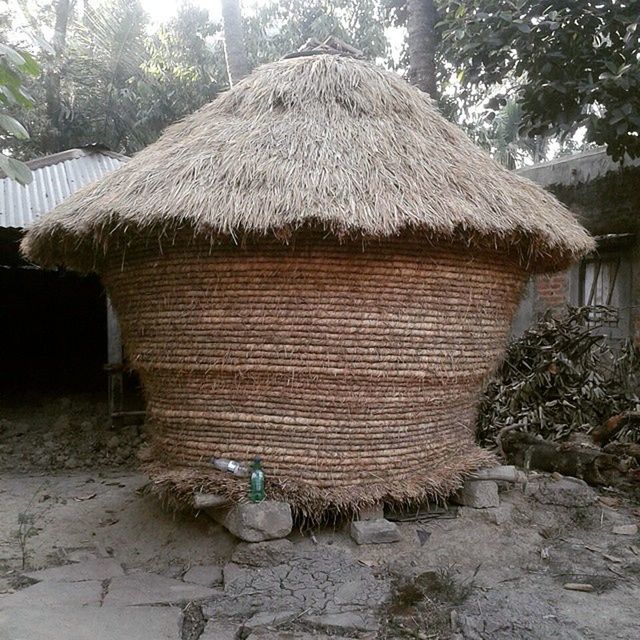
(22, 52), (593, 519)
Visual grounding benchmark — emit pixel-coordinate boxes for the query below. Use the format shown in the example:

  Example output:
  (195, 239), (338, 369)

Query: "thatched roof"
(22, 54), (593, 271)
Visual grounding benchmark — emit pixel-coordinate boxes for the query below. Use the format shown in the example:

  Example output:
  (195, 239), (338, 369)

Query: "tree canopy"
(5, 0), (390, 160)
(438, 0), (640, 160)
(2, 0), (638, 168)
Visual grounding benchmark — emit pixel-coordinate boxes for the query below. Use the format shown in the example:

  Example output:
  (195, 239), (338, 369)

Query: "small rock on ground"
(183, 564), (223, 587)
(231, 539), (295, 567)
(612, 524), (638, 536)
(200, 619), (238, 640)
(485, 503), (513, 526)
(455, 480), (500, 509)
(526, 477), (596, 508)
(243, 609), (298, 631)
(350, 518), (401, 545)
(471, 465), (527, 484)
(218, 501), (293, 542)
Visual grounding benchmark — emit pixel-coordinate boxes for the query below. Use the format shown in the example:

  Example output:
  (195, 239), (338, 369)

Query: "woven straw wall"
(103, 232), (527, 516)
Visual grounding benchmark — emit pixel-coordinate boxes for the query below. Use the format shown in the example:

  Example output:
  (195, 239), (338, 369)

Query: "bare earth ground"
(1, 397), (640, 640)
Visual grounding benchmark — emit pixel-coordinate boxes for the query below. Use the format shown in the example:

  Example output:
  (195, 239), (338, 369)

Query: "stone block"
(454, 480), (500, 509)
(350, 518), (400, 544)
(302, 611), (379, 634)
(103, 573), (216, 606)
(215, 501), (293, 542)
(526, 476), (596, 508)
(194, 492), (228, 509)
(612, 524), (638, 536)
(200, 620), (238, 640)
(231, 539), (295, 567)
(243, 609), (298, 630)
(485, 503), (513, 525)
(183, 564), (223, 587)
(470, 465), (527, 484)
(24, 558), (124, 583)
(0, 605), (181, 640)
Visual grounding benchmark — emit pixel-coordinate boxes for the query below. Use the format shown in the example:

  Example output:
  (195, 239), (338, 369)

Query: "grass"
(379, 565), (476, 639)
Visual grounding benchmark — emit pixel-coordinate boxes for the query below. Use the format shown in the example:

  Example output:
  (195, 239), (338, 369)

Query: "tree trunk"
(221, 0), (249, 87)
(45, 0), (71, 152)
(501, 431), (632, 487)
(407, 0), (438, 100)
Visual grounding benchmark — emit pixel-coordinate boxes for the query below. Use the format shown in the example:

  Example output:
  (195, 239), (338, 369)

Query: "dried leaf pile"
(477, 306), (640, 446)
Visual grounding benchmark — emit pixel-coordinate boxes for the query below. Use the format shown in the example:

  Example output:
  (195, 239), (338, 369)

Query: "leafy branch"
(0, 42), (39, 184)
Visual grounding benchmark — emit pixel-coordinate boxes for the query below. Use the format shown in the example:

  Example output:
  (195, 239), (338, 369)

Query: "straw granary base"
(103, 231), (526, 519)
(145, 445), (496, 524)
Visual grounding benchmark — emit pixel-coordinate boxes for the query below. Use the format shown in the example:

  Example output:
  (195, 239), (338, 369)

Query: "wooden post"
(106, 296), (123, 426)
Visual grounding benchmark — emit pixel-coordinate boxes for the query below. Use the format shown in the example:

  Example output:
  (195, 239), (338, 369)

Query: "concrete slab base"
(0, 605), (181, 640)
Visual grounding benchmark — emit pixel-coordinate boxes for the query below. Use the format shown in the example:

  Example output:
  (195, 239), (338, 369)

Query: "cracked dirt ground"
(1, 471), (639, 640)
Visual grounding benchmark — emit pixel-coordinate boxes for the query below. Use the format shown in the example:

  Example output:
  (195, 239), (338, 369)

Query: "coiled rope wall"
(103, 231), (527, 517)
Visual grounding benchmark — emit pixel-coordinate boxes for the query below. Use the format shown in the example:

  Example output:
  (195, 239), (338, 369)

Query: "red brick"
(535, 271), (569, 312)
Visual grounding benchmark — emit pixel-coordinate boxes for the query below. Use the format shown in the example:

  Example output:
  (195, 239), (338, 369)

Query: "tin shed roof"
(0, 147), (128, 229)
(516, 147), (640, 188)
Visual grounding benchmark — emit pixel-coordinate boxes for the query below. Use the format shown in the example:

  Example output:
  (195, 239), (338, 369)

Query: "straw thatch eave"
(21, 54), (594, 270)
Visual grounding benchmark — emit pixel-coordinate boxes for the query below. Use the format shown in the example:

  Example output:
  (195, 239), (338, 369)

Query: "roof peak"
(282, 36), (364, 60)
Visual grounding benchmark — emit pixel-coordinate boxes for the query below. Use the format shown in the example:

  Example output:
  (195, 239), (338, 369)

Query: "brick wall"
(535, 270), (570, 314)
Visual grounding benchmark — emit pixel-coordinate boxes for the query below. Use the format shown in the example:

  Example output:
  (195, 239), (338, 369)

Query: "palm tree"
(407, 0), (438, 99)
(221, 0), (249, 86)
(472, 101), (549, 169)
(44, 0), (72, 152)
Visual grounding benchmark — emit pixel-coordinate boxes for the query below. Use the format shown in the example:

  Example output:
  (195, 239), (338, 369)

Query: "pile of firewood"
(477, 307), (640, 485)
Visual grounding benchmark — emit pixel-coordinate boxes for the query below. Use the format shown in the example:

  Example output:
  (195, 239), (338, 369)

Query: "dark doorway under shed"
(0, 228), (107, 396)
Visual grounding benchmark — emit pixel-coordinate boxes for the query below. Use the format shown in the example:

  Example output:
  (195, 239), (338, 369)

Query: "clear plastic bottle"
(210, 457), (249, 477)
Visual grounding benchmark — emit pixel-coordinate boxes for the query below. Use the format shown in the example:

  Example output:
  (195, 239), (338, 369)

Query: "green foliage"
(142, 6), (227, 133)
(16, 511), (39, 569)
(437, 0), (640, 160)
(7, 0), (221, 157)
(477, 307), (640, 447)
(464, 100), (546, 169)
(5, 0), (639, 168)
(244, 0), (390, 66)
(0, 42), (39, 183)
(7, 0), (154, 156)
(60, 0), (150, 151)
(5, 0), (392, 161)
(383, 566), (475, 639)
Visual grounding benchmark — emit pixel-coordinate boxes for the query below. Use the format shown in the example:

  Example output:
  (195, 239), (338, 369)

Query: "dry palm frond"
(477, 306), (640, 446)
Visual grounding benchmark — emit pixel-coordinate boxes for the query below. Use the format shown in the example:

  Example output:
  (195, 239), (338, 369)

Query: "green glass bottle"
(250, 458), (265, 503)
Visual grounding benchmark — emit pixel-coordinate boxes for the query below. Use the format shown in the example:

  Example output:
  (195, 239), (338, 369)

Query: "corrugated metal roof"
(517, 147), (640, 188)
(0, 147), (128, 229)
